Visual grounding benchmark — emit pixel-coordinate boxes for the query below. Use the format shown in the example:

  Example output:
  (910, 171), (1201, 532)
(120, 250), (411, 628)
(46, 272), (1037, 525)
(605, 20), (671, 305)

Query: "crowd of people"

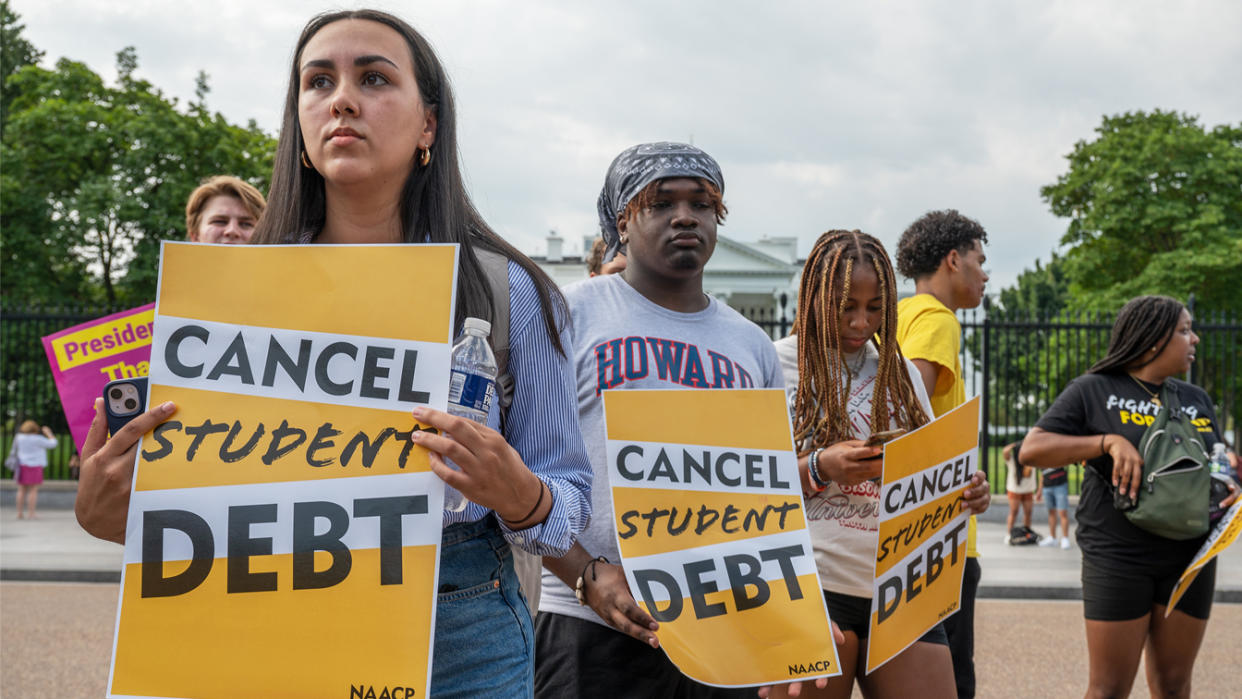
(63, 8), (1238, 699)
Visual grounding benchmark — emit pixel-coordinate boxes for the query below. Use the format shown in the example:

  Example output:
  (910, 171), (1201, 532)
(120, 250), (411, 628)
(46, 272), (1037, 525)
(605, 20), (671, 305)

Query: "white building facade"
(526, 232), (802, 337)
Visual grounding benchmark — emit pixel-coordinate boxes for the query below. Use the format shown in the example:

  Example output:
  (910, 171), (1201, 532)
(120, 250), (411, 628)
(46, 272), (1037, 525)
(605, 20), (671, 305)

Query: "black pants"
(534, 612), (754, 699)
(942, 557), (980, 699)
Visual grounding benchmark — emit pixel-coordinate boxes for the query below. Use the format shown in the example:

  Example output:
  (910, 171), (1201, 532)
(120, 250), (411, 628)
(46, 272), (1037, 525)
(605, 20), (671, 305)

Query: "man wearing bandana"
(535, 143), (785, 697)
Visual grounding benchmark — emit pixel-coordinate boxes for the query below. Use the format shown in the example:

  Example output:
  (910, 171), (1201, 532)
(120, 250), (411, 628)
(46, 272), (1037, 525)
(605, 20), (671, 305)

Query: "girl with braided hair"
(771, 230), (990, 698)
(1022, 295), (1237, 699)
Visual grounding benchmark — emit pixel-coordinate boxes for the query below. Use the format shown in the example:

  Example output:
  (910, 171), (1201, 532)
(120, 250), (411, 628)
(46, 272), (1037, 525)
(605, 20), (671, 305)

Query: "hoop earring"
(301, 150), (314, 170)
(420, 146), (432, 167)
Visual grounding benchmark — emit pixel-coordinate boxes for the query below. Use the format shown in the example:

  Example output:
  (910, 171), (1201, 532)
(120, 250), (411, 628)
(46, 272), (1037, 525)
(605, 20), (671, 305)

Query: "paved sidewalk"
(2, 483), (1239, 600)
(5, 588), (1238, 698)
(975, 500), (1242, 602)
(1, 505), (123, 582)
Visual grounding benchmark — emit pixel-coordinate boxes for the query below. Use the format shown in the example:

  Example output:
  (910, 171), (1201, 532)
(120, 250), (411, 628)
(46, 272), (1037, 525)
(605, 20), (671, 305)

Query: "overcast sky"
(12, 0), (1242, 290)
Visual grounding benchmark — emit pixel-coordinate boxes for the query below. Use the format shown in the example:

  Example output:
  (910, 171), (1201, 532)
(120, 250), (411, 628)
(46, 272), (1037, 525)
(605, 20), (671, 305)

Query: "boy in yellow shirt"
(895, 209), (990, 699)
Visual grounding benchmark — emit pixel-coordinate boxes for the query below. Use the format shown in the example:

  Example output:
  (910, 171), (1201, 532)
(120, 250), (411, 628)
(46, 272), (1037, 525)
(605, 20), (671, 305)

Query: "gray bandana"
(596, 142), (724, 260)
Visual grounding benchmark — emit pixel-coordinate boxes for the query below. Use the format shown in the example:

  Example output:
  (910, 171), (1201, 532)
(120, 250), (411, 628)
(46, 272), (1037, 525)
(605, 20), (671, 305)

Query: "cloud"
(11, 0), (1241, 289)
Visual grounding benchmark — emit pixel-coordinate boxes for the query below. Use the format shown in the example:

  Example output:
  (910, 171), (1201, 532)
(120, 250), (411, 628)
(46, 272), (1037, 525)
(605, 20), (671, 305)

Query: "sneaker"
(1060, 537), (1071, 549)
(1003, 534), (1011, 545)
(1038, 537), (1056, 547)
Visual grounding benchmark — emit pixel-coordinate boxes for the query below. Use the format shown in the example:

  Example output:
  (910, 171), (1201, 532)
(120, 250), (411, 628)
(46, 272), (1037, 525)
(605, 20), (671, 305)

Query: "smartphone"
(1112, 487), (1138, 512)
(865, 428), (907, 447)
(103, 377), (148, 436)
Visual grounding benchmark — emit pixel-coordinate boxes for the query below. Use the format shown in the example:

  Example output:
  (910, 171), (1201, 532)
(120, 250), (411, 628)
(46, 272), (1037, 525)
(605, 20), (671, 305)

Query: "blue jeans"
(430, 517), (534, 698)
(1043, 482), (1070, 511)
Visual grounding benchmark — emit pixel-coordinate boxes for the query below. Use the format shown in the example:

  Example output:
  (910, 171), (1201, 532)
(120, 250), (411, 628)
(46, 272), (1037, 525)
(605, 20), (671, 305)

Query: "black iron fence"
(4, 302), (1239, 487)
(739, 292), (794, 340)
(961, 300), (1240, 495)
(745, 300), (1240, 495)
(1, 305), (131, 480)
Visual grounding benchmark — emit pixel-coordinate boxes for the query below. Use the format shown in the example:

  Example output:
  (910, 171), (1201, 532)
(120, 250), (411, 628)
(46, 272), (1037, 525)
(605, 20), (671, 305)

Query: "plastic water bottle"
(1209, 442), (1234, 525)
(442, 317), (497, 511)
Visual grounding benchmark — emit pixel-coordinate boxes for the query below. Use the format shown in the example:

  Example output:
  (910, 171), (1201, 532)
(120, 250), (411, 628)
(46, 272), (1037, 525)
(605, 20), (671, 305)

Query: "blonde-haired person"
(12, 420), (57, 519)
(585, 236), (627, 277)
(184, 175), (266, 244)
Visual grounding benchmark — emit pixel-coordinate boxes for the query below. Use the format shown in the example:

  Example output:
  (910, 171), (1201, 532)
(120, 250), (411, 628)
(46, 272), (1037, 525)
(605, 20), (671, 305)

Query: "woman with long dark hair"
(1022, 295), (1237, 699)
(76, 10), (591, 697)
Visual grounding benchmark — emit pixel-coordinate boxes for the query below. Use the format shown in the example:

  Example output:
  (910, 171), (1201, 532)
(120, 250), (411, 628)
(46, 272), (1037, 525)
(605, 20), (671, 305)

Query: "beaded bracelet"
(808, 447), (829, 490)
(574, 556), (608, 606)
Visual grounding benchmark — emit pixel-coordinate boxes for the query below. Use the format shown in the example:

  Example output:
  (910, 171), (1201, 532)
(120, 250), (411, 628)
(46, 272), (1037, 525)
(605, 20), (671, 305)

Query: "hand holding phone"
(865, 428), (906, 447)
(103, 377), (148, 436)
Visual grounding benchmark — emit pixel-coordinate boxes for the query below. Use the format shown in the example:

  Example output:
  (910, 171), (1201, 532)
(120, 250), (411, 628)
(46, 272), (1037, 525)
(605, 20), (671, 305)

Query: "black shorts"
(533, 612), (754, 699)
(822, 590), (949, 645)
(1081, 555), (1215, 622)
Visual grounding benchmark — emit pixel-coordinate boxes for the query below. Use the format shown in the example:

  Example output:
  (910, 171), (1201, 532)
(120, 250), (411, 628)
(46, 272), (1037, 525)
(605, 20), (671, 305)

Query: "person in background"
(585, 235), (627, 276)
(68, 451), (81, 481)
(184, 175), (266, 244)
(1021, 295), (1238, 698)
(1002, 439), (1039, 545)
(1039, 462), (1072, 549)
(894, 209), (990, 698)
(13, 420), (57, 519)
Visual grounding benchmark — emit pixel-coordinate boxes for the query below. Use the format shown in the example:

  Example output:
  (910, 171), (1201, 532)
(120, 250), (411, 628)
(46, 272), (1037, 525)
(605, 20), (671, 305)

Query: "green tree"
(1041, 112), (1241, 444)
(0, 0), (44, 136)
(995, 252), (1071, 318)
(1, 47), (276, 305)
(967, 254), (1086, 436)
(1041, 110), (1242, 313)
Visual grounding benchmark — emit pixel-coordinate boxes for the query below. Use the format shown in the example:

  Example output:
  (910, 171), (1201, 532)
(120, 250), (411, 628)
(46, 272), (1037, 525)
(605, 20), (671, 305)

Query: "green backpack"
(1125, 383), (1210, 540)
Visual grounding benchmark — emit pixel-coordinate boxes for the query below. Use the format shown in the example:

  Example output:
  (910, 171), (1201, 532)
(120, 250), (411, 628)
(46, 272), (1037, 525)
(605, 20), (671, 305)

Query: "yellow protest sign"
(108, 242), (457, 699)
(1166, 496), (1242, 614)
(604, 389), (840, 687)
(866, 396), (979, 674)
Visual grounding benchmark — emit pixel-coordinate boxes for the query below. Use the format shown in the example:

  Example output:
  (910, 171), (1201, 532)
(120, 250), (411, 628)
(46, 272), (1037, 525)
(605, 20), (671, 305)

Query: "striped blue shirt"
(443, 260), (592, 556)
(293, 231), (591, 555)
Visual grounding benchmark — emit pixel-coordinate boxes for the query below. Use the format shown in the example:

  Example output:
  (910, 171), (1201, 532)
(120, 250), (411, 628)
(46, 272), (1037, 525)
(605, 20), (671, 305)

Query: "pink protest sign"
(41, 304), (155, 453)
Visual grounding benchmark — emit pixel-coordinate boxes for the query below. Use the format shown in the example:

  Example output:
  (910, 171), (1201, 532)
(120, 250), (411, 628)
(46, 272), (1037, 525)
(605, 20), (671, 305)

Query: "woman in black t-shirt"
(1022, 295), (1238, 699)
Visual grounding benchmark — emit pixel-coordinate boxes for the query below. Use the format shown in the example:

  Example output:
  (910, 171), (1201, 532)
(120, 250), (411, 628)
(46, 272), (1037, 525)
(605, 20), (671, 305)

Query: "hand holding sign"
(105, 243), (457, 698)
(409, 406), (547, 526)
(757, 677), (828, 698)
(961, 470), (991, 515)
(582, 560), (661, 648)
(1220, 478), (1240, 510)
(866, 397), (982, 674)
(756, 623), (845, 698)
(603, 389), (840, 688)
(76, 397), (177, 544)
